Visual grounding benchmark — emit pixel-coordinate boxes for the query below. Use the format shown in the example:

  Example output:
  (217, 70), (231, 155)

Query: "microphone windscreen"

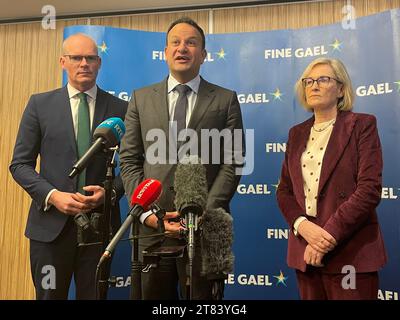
(131, 178), (162, 210)
(201, 208), (234, 279)
(174, 156), (207, 216)
(93, 117), (126, 147)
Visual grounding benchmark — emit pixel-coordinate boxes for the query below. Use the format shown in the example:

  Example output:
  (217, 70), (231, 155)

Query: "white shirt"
(44, 84), (97, 211)
(167, 74), (200, 127)
(293, 118), (335, 234)
(67, 83), (97, 135)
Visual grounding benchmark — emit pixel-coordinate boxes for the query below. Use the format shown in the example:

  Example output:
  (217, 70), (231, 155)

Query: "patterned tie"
(173, 84), (191, 138)
(76, 92), (90, 194)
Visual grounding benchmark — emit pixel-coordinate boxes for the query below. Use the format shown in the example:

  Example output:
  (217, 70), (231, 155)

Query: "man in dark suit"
(9, 33), (127, 299)
(119, 17), (244, 299)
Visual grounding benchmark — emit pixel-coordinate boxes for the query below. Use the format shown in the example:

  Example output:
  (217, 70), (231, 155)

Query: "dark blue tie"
(173, 84), (191, 137)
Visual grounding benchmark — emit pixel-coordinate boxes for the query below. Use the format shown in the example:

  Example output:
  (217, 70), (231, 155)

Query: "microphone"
(174, 156), (207, 217)
(174, 156), (207, 299)
(174, 157), (207, 246)
(98, 178), (162, 264)
(69, 117), (126, 179)
(201, 208), (234, 279)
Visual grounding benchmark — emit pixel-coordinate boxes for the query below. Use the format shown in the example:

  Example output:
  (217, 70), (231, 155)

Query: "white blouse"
(300, 118), (335, 217)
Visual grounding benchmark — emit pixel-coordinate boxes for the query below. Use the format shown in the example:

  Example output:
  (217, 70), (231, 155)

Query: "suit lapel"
(92, 87), (108, 139)
(60, 86), (78, 157)
(187, 78), (215, 131)
(151, 79), (170, 135)
(318, 111), (355, 193)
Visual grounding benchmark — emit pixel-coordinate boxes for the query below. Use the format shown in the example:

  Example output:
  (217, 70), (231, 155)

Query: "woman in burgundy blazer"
(277, 58), (387, 300)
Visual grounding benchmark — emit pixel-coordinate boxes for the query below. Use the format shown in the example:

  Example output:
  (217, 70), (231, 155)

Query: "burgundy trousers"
(296, 268), (378, 300)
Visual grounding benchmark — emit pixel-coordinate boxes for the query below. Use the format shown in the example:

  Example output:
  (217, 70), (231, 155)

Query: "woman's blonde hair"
(295, 58), (354, 112)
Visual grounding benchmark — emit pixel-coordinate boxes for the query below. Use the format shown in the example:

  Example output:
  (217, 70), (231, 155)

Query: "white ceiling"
(0, 0), (281, 22)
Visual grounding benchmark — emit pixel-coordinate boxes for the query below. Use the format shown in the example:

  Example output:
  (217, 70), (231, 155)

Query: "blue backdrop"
(65, 9), (400, 300)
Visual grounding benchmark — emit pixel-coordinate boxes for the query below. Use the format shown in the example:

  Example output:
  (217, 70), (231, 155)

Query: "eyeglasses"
(63, 55), (99, 64)
(302, 76), (342, 88)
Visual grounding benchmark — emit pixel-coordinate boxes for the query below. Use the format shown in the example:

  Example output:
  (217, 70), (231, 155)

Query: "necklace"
(312, 119), (336, 132)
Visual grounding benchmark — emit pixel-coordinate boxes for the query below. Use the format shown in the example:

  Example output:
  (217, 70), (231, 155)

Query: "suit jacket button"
(339, 191), (346, 198)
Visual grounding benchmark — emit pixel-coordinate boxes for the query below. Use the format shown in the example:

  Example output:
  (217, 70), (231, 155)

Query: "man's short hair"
(166, 17), (206, 49)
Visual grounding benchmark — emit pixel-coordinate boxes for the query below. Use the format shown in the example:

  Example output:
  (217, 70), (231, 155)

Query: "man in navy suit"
(9, 33), (127, 299)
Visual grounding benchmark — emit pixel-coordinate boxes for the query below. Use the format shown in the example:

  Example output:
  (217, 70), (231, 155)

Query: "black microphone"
(174, 156), (207, 217)
(174, 157), (208, 259)
(69, 117), (126, 179)
(200, 207), (234, 300)
(174, 156), (208, 299)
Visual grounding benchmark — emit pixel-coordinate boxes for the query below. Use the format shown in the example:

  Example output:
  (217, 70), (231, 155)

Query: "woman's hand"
(298, 220), (337, 253)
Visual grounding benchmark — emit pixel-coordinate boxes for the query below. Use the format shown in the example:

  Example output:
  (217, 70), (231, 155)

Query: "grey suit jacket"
(10, 86), (128, 242)
(119, 77), (244, 244)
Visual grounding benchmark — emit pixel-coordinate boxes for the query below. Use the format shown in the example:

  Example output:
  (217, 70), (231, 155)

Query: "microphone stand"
(130, 204), (166, 300)
(185, 212), (197, 300)
(96, 146), (118, 300)
(130, 207), (142, 300)
(97, 199), (184, 300)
